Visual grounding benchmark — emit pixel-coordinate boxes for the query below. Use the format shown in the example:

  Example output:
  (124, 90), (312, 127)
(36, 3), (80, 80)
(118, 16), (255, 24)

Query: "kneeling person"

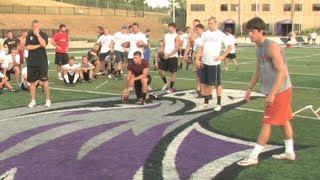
(123, 51), (151, 105)
(62, 56), (80, 84)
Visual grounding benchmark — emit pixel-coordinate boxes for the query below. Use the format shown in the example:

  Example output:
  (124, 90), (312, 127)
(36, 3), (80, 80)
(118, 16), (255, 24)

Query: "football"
(158, 51), (165, 60)
(121, 93), (130, 103)
(136, 40), (144, 47)
(121, 42), (130, 48)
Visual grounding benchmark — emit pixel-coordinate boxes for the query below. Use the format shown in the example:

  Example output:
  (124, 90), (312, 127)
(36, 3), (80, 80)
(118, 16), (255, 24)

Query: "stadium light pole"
(172, 0), (176, 23)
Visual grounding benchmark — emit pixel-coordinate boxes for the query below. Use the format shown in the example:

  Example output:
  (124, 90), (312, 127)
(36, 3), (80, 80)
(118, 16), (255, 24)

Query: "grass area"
(1, 46), (320, 179)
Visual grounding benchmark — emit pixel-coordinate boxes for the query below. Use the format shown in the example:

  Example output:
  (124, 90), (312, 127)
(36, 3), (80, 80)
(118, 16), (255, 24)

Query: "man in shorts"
(25, 20), (51, 108)
(223, 28), (239, 71)
(157, 22), (181, 94)
(127, 22), (148, 62)
(0, 71), (15, 92)
(113, 25), (129, 79)
(87, 43), (101, 78)
(122, 51), (152, 105)
(195, 17), (232, 111)
(96, 27), (114, 75)
(79, 56), (95, 83)
(51, 24), (69, 80)
(237, 17), (295, 166)
(2, 47), (20, 85)
(62, 56), (80, 85)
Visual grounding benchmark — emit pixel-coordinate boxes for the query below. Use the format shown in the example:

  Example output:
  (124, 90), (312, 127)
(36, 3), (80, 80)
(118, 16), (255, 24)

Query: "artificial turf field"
(0, 46), (320, 179)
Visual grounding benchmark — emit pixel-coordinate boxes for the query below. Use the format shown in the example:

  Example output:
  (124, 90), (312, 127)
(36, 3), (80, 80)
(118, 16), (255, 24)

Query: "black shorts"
(55, 52), (69, 65)
(114, 51), (125, 63)
(158, 57), (178, 73)
(226, 53), (236, 59)
(135, 75), (152, 99)
(123, 51), (129, 62)
(64, 73), (78, 84)
(181, 49), (185, 57)
(199, 64), (221, 86)
(5, 68), (16, 82)
(82, 71), (89, 81)
(99, 51), (110, 61)
(27, 66), (49, 82)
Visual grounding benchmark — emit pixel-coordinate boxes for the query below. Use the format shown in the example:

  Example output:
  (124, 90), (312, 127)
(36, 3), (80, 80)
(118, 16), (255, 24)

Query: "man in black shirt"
(25, 20), (51, 108)
(3, 31), (20, 54)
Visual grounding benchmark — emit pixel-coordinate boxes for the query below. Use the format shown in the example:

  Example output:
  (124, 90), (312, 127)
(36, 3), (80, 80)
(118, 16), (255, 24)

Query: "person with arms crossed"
(195, 17), (232, 111)
(122, 51), (152, 105)
(51, 24), (69, 80)
(25, 20), (51, 108)
(237, 17), (295, 166)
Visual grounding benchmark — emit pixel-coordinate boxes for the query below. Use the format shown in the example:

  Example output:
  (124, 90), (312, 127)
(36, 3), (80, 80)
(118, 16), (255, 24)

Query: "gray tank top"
(256, 39), (292, 95)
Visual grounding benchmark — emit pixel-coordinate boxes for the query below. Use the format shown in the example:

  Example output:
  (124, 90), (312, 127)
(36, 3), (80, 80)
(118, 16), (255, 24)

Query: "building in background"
(186, 0), (320, 36)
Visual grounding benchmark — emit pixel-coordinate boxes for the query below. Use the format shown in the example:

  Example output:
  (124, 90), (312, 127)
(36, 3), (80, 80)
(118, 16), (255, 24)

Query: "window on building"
(294, 4), (302, 11)
(251, 4), (259, 11)
(231, 4), (239, 11)
(221, 4), (228, 11)
(312, 4), (320, 11)
(294, 24), (301, 32)
(191, 4), (205, 11)
(284, 4), (292, 11)
(265, 24), (270, 31)
(262, 4), (270, 11)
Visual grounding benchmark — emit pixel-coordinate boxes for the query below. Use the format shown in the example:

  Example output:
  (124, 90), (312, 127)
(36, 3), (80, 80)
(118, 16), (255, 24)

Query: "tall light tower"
(172, 0), (176, 23)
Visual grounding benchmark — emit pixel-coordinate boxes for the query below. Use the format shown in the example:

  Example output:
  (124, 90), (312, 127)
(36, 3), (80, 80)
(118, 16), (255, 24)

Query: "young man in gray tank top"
(237, 17), (295, 166)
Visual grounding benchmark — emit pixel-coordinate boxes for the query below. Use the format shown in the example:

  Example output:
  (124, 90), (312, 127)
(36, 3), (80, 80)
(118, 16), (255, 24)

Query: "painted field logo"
(0, 89), (280, 180)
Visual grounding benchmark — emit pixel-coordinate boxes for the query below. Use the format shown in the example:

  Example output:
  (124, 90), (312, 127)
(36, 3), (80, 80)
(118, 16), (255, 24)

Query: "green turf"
(1, 46), (320, 179)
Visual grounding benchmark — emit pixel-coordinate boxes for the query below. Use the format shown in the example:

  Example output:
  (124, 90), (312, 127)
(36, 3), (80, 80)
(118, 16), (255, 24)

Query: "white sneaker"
(237, 157), (258, 166)
(214, 105), (222, 111)
(45, 99), (51, 107)
(166, 88), (174, 94)
(148, 85), (153, 91)
(161, 82), (169, 91)
(197, 103), (208, 110)
(59, 77), (63, 81)
(27, 100), (36, 108)
(107, 74), (112, 79)
(272, 152), (296, 160)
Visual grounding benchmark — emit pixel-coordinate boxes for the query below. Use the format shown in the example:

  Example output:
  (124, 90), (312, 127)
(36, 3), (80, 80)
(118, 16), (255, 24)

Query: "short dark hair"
(59, 24), (66, 29)
(193, 19), (201, 23)
(145, 29), (151, 33)
(132, 22), (139, 27)
(185, 26), (191, 31)
(195, 24), (205, 30)
(69, 56), (75, 60)
(245, 17), (266, 31)
(168, 22), (176, 28)
(225, 28), (232, 33)
(128, 25), (132, 29)
(133, 51), (142, 57)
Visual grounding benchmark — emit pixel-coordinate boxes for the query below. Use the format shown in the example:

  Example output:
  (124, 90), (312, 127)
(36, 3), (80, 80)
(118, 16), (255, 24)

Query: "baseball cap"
(59, 24), (66, 29)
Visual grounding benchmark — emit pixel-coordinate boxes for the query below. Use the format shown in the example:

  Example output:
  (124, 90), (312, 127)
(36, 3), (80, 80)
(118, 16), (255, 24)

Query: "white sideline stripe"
(190, 123), (281, 179)
(236, 107), (320, 120)
(162, 124), (194, 180)
(50, 87), (121, 96)
(47, 51), (87, 55)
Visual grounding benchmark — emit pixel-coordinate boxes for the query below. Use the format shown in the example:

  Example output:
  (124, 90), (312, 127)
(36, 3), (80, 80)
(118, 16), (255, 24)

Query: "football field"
(0, 46), (319, 179)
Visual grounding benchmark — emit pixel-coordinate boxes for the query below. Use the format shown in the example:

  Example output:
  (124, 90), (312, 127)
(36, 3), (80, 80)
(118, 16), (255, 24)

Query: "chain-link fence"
(0, 5), (144, 17)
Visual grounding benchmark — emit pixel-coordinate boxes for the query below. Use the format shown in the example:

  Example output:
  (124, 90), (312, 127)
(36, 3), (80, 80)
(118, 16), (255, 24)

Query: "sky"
(146, 0), (169, 8)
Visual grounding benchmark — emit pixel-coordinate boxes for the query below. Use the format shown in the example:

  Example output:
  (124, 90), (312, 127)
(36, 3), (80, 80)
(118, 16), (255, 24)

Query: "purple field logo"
(0, 89), (280, 179)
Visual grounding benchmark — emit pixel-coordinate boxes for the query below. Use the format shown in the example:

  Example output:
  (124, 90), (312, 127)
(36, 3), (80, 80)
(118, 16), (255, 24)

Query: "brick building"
(186, 0), (320, 36)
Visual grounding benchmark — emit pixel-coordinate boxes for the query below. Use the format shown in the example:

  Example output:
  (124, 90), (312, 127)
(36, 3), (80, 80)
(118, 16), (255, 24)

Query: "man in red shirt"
(51, 24), (69, 80)
(122, 51), (152, 105)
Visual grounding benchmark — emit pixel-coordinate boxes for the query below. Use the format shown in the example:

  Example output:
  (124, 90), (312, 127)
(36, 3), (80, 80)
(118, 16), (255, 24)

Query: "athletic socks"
(58, 72), (62, 78)
(204, 96), (210, 104)
(73, 74), (79, 84)
(64, 74), (70, 83)
(249, 144), (264, 159)
(284, 139), (294, 154)
(162, 77), (167, 84)
(217, 96), (221, 105)
(170, 81), (175, 89)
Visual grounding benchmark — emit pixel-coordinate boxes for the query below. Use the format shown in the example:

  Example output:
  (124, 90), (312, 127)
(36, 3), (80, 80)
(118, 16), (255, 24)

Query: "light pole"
(172, 0), (176, 23)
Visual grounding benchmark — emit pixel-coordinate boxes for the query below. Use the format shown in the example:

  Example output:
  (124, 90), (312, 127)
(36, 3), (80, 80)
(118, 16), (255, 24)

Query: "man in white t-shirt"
(157, 22), (181, 94)
(223, 28), (239, 71)
(79, 56), (95, 83)
(2, 47), (20, 85)
(179, 27), (191, 69)
(62, 56), (80, 84)
(97, 27), (114, 74)
(113, 25), (129, 79)
(196, 16), (232, 111)
(127, 22), (148, 61)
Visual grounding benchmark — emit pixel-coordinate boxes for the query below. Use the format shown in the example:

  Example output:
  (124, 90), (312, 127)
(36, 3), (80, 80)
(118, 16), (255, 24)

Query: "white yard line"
(50, 87), (121, 95)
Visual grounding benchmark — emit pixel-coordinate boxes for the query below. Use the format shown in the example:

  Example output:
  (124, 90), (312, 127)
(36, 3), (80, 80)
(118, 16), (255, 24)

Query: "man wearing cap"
(113, 25), (129, 79)
(51, 24), (69, 80)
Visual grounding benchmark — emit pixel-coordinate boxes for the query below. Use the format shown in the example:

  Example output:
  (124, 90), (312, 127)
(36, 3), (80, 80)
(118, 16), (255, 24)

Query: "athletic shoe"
(237, 157), (258, 166)
(197, 103), (208, 110)
(224, 67), (228, 71)
(166, 88), (174, 94)
(10, 88), (16, 92)
(59, 77), (64, 81)
(45, 99), (51, 107)
(272, 152), (296, 160)
(148, 85), (153, 91)
(27, 100), (36, 108)
(141, 99), (153, 105)
(107, 75), (112, 79)
(214, 105), (222, 111)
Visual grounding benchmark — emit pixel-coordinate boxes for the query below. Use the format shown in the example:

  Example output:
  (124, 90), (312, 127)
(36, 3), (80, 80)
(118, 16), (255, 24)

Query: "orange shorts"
(262, 88), (293, 126)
